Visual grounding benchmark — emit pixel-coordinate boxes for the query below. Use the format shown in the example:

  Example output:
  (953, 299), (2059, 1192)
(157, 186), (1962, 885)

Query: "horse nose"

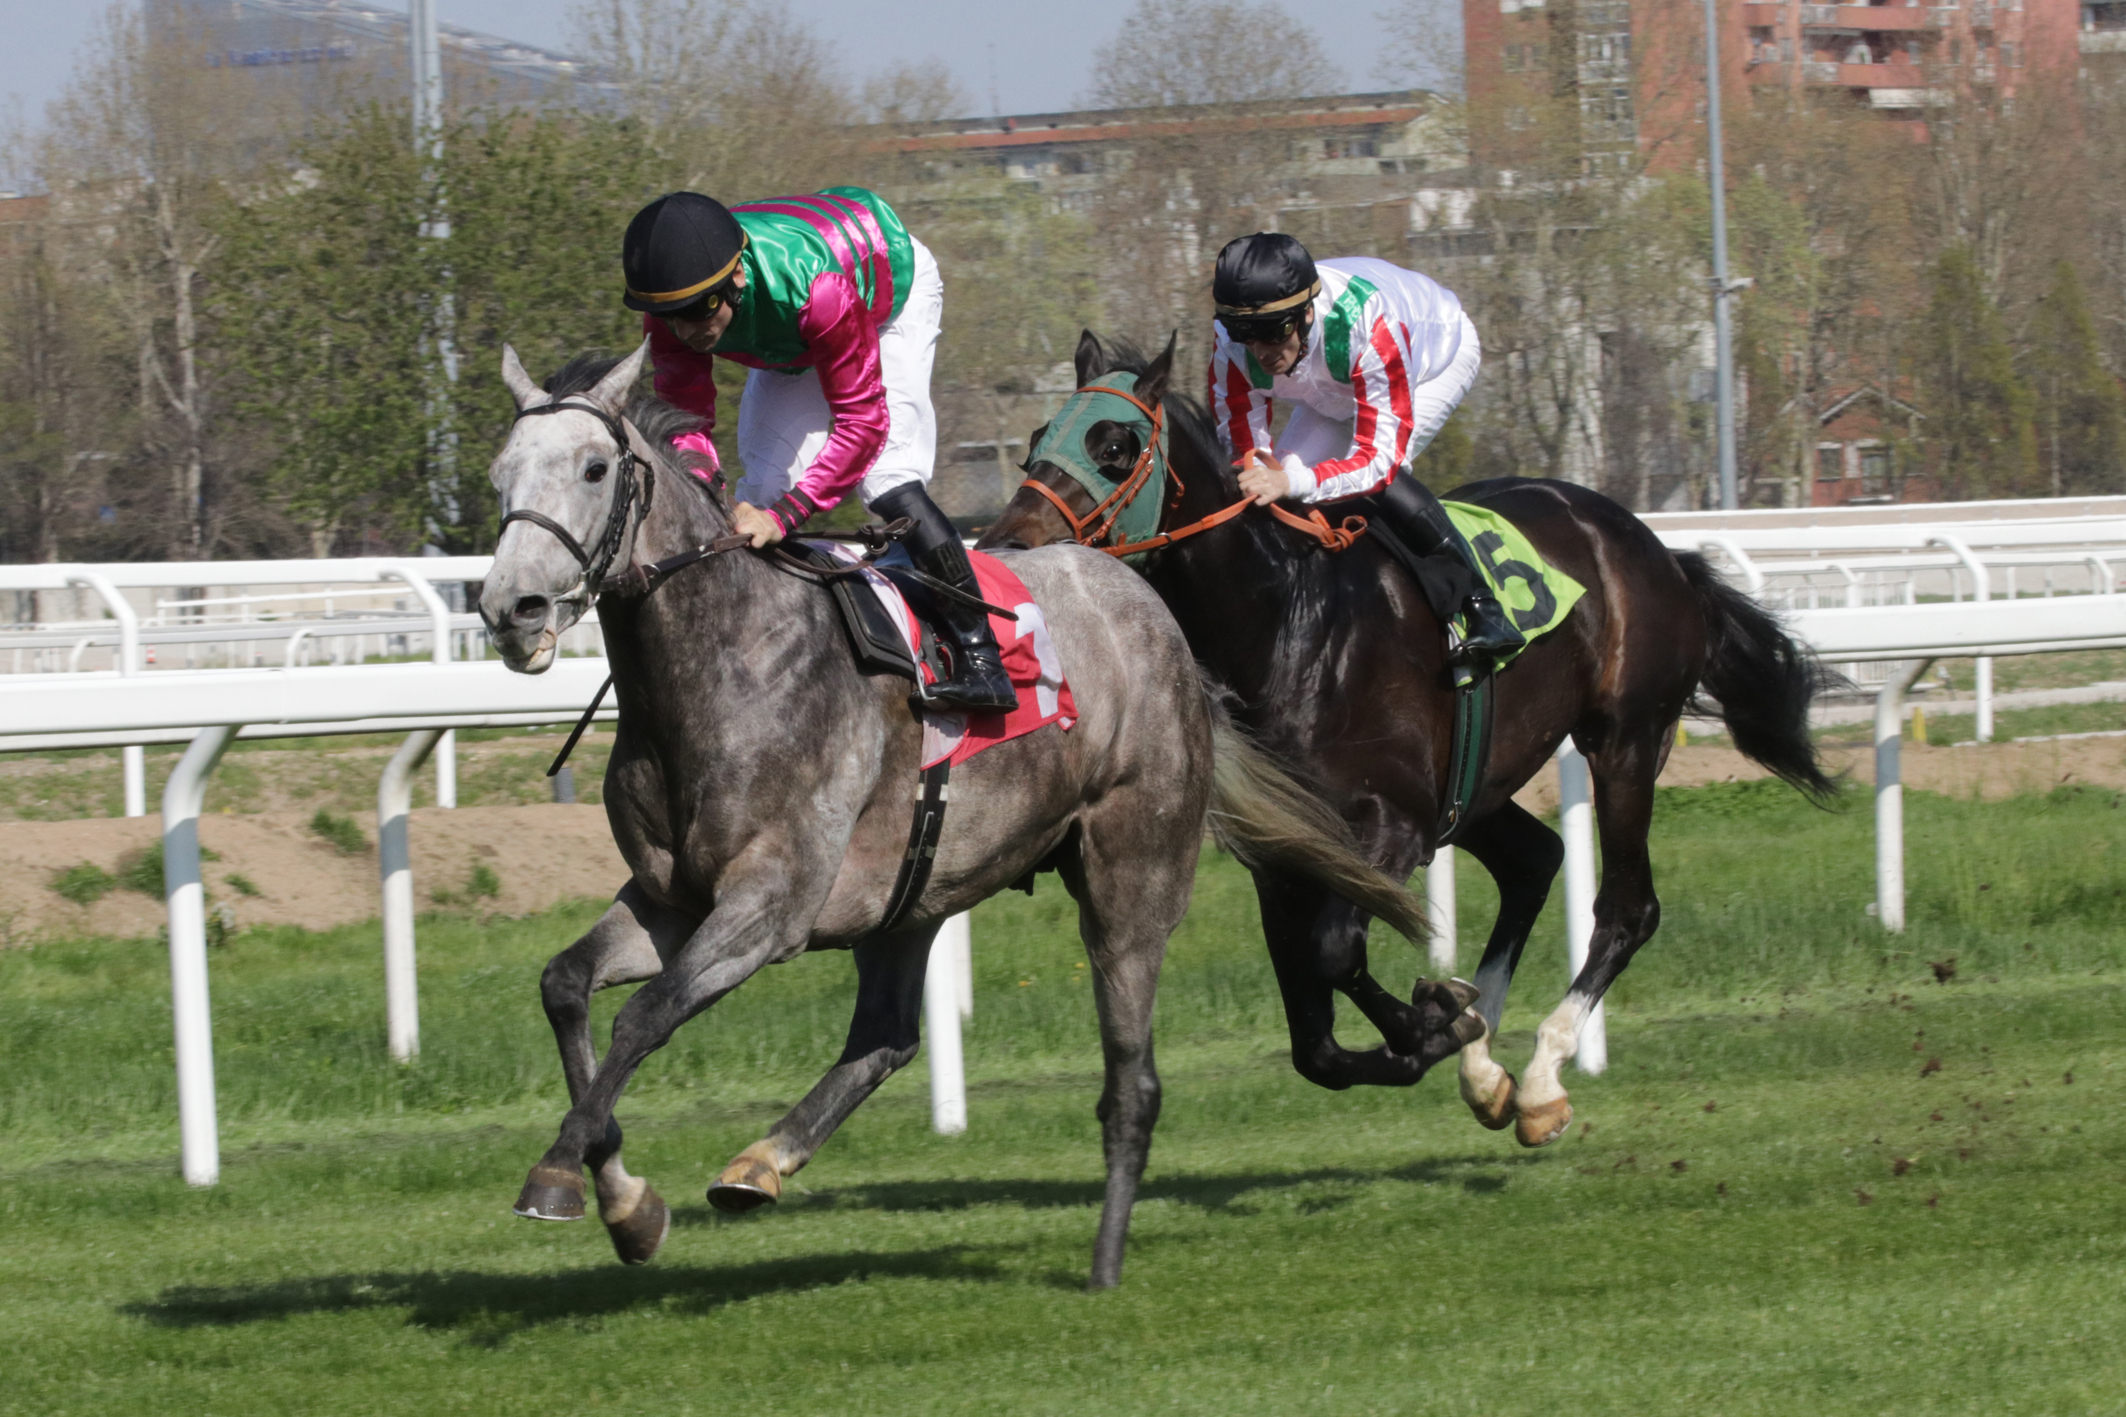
(510, 594), (550, 627)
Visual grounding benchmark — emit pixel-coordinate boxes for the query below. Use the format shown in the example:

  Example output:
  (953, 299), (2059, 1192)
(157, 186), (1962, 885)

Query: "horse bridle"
(497, 397), (654, 602)
(1024, 383), (1369, 558)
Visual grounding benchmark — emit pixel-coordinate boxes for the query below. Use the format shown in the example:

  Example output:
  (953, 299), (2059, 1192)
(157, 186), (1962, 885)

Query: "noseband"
(498, 397), (653, 600)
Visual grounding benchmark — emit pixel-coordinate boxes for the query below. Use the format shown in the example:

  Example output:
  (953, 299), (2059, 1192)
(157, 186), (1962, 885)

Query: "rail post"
(378, 728), (444, 1062)
(924, 913), (971, 1133)
(1556, 741), (1607, 1074)
(1928, 535), (1992, 741)
(1875, 658), (1935, 933)
(382, 564), (456, 806)
(1426, 846), (1457, 975)
(68, 572), (145, 816)
(164, 723), (239, 1186)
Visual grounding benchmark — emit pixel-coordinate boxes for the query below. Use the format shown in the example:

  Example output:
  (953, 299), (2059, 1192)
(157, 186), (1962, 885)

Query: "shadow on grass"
(730, 1152), (1535, 1222)
(123, 1241), (1009, 1344)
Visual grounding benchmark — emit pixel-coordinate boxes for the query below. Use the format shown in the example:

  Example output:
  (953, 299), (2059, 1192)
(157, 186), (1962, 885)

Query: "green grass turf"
(3, 780), (2123, 1415)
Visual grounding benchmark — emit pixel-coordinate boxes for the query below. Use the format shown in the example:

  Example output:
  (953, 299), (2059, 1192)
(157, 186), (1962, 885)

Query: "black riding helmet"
(621, 191), (749, 316)
(1213, 232), (1321, 346)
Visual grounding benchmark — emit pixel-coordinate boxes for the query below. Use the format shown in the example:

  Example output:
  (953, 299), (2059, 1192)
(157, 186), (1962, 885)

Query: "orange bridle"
(1017, 383), (1369, 558)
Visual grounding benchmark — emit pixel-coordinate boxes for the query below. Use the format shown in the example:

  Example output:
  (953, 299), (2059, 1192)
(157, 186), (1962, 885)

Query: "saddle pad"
(799, 542), (1077, 768)
(1442, 501), (1587, 665)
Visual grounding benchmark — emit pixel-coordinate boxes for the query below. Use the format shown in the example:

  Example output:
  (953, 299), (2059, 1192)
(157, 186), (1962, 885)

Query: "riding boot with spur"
(1372, 474), (1524, 666)
(870, 484), (1021, 714)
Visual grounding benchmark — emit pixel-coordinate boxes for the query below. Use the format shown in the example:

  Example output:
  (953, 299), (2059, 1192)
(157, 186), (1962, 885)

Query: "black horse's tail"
(1197, 673), (1431, 942)
(1676, 551), (1844, 804)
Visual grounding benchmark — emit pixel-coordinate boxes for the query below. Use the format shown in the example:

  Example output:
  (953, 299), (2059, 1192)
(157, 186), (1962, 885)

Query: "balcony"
(1804, 59), (1926, 84)
(2082, 30), (2126, 51)
(1800, 4), (1938, 28)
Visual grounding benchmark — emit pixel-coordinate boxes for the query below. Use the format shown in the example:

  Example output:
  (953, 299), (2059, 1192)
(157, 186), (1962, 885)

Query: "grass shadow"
(728, 1152), (1537, 1221)
(123, 1242), (1008, 1345)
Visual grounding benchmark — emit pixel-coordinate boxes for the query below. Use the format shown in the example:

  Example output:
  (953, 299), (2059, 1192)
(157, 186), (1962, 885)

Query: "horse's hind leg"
(1253, 873), (1443, 1089)
(1450, 802), (1564, 1131)
(518, 881), (697, 1264)
(1059, 806), (1191, 1291)
(1515, 731), (1664, 1148)
(707, 925), (935, 1214)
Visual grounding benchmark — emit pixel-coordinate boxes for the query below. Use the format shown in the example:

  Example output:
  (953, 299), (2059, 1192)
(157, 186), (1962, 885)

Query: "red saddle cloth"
(804, 543), (1077, 768)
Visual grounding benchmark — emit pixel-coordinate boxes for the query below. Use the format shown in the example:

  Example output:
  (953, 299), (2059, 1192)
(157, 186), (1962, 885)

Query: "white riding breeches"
(733, 237), (942, 511)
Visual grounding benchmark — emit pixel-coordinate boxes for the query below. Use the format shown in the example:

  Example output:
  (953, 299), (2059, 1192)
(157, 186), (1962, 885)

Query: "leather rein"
(498, 398), (1011, 622)
(1019, 383), (1368, 558)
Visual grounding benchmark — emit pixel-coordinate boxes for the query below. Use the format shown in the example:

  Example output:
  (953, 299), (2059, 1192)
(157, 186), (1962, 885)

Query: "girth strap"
(879, 758), (951, 934)
(1435, 670), (1494, 846)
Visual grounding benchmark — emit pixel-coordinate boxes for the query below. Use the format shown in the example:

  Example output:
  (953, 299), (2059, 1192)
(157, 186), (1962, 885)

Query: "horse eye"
(585, 460), (609, 483)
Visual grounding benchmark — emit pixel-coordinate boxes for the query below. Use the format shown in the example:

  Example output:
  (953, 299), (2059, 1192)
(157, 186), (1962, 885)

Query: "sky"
(0, 0), (1457, 155)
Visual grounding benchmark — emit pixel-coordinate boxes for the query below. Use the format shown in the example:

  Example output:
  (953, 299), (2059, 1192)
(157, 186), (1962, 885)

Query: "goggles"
(1217, 310), (1304, 345)
(666, 284), (733, 323)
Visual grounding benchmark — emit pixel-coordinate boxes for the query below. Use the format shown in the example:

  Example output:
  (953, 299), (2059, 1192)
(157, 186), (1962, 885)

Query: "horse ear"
(501, 344), (548, 411)
(1137, 331), (1178, 408)
(587, 338), (651, 413)
(1074, 329), (1109, 388)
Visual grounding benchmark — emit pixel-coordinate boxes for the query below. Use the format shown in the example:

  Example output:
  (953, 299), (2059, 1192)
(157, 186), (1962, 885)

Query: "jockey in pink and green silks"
(620, 188), (1017, 713)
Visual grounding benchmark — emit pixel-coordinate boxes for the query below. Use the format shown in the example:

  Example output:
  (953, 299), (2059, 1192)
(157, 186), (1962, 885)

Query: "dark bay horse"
(477, 341), (1467, 1288)
(981, 333), (1838, 1148)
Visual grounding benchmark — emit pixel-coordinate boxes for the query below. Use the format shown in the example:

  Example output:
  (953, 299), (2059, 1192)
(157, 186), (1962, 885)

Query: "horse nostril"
(511, 595), (550, 625)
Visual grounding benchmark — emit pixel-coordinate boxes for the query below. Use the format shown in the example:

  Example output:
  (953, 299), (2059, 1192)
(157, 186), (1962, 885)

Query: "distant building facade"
(150, 0), (614, 116)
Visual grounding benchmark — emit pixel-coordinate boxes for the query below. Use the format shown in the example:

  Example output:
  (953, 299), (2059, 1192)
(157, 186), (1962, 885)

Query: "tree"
(567, 0), (858, 199)
(212, 105), (672, 555)
(0, 200), (135, 579)
(1072, 0), (1344, 394)
(35, 2), (296, 557)
(1918, 245), (2036, 499)
(1083, 0), (1339, 110)
(2025, 259), (2126, 497)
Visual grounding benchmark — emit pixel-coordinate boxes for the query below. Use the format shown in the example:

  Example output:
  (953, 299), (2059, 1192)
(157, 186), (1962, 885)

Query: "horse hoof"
(1451, 1008), (1488, 1047)
(514, 1164), (586, 1221)
(604, 1182), (671, 1266)
(1446, 977), (1482, 1011)
(1515, 1095), (1573, 1148)
(1462, 1068), (1519, 1131)
(707, 1145), (783, 1215)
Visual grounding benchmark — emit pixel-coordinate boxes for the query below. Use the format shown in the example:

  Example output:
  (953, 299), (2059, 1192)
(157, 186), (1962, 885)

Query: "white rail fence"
(7, 505), (2126, 1176)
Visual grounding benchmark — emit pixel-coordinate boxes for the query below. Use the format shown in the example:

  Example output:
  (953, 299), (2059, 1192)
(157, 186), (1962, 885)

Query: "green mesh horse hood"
(1026, 372), (1170, 551)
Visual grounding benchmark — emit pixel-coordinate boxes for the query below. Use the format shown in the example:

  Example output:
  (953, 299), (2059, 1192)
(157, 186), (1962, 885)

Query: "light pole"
(410, 0), (459, 804)
(1704, 0), (1741, 511)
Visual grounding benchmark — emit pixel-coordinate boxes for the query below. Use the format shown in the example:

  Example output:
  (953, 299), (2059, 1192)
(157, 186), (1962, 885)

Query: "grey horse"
(479, 342), (1478, 1288)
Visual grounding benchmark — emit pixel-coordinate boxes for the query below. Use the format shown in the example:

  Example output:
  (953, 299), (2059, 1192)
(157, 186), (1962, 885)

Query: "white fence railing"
(8, 503), (2126, 1174)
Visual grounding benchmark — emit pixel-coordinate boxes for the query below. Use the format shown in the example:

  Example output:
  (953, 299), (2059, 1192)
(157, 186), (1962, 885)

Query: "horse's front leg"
(1450, 801), (1564, 1133)
(514, 877), (812, 1263)
(1513, 736), (1662, 1148)
(515, 883), (701, 1262)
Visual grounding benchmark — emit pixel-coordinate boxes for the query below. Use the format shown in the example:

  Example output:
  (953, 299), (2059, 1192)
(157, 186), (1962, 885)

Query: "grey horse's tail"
(1200, 676), (1431, 942)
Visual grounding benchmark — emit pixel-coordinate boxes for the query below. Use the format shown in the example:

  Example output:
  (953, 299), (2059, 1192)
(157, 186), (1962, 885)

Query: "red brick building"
(1465, 0), (2083, 170)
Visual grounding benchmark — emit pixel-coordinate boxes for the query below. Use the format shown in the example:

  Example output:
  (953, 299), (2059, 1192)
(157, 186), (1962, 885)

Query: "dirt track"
(6, 735), (2122, 943)
(0, 804), (626, 944)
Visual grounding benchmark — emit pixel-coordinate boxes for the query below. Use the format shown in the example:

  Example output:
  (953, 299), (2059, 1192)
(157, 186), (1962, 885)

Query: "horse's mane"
(544, 350), (725, 505)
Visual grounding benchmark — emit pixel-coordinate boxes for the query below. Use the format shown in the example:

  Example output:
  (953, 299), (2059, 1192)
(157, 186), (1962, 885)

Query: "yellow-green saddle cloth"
(1443, 501), (1586, 666)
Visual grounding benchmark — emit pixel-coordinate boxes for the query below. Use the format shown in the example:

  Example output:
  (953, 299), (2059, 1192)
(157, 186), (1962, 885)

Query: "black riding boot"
(1371, 475), (1524, 665)
(869, 484), (1020, 714)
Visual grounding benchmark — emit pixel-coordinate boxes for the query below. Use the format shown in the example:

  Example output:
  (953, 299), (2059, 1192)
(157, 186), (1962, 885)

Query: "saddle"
(776, 540), (955, 689)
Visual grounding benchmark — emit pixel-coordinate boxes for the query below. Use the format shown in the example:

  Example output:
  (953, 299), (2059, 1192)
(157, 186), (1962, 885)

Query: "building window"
(1816, 445), (1846, 481)
(1859, 444), (1894, 494)
(1325, 136), (1379, 159)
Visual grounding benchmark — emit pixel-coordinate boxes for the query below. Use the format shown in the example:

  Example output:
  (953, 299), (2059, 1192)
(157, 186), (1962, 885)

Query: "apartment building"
(1467, 0), (2082, 169)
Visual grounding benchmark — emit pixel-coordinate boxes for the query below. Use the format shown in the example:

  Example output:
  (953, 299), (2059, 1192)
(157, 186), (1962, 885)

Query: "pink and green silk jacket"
(644, 187), (917, 529)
